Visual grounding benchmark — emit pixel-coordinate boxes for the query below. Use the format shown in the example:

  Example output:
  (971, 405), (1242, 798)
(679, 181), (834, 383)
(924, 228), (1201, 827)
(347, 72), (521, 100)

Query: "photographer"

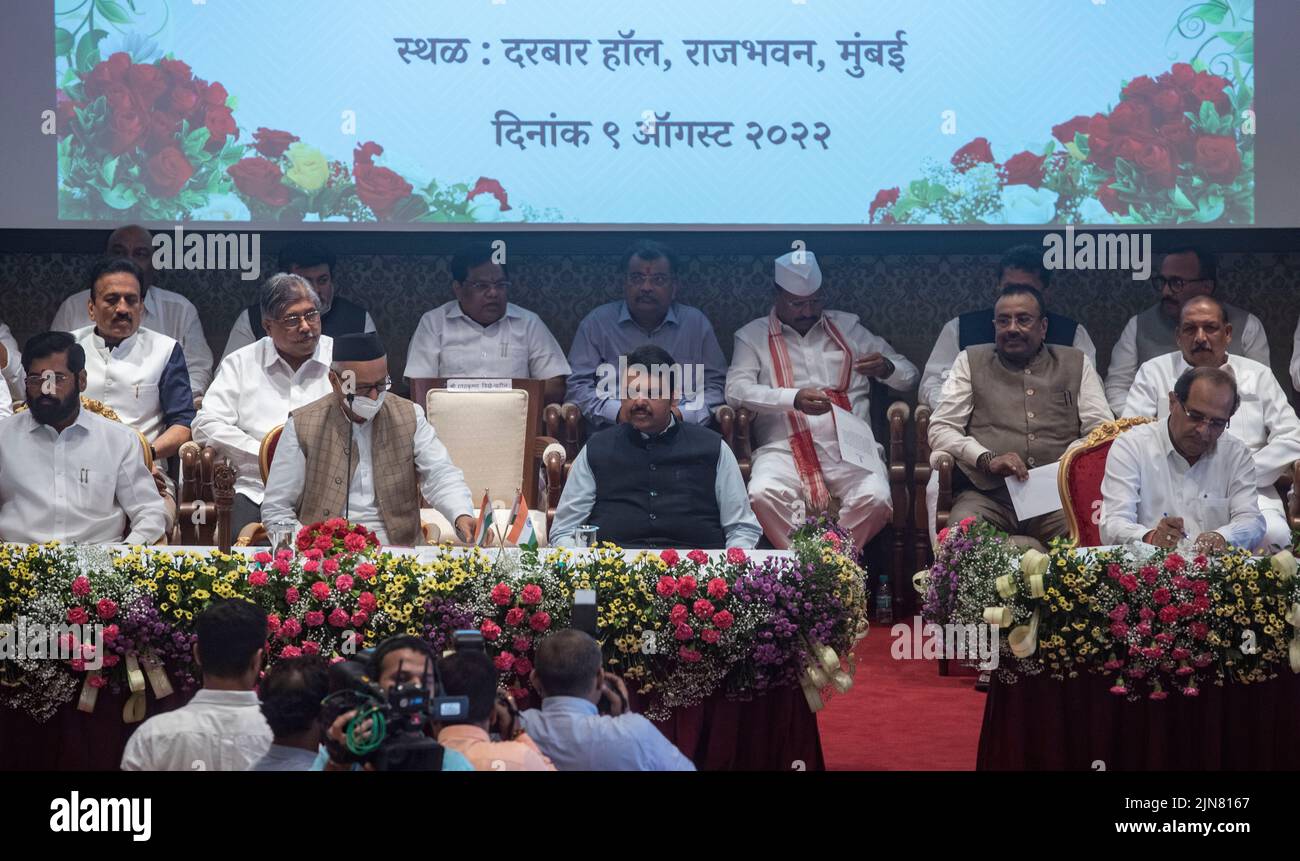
(252, 656), (330, 771)
(315, 636), (474, 771)
(518, 629), (696, 771)
(436, 650), (556, 771)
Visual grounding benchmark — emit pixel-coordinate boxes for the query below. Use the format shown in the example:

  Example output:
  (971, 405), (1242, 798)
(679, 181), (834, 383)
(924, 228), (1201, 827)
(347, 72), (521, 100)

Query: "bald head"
(106, 225), (155, 289)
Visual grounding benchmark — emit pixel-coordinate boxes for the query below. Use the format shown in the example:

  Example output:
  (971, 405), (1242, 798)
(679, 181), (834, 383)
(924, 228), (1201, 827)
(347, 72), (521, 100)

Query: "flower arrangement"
(56, 50), (246, 220)
(869, 3), (1254, 226)
(922, 522), (1300, 700)
(0, 521), (867, 723)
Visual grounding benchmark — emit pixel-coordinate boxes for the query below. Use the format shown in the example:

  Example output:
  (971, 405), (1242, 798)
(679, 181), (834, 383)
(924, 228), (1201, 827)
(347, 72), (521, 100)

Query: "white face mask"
(348, 391), (385, 421)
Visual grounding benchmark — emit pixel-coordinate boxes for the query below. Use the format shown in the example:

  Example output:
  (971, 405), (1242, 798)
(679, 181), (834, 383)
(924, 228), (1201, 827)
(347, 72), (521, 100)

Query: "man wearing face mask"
(261, 333), (476, 546)
(1122, 296), (1300, 550)
(0, 332), (166, 544)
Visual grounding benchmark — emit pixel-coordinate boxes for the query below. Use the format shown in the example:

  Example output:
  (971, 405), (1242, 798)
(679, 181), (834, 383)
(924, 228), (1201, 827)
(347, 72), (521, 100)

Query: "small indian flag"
(505, 489), (537, 550)
(473, 490), (494, 546)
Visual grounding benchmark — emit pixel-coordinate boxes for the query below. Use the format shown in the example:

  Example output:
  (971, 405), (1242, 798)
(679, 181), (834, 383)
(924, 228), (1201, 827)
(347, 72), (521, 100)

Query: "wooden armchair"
(1058, 418), (1155, 545)
(175, 440), (236, 548)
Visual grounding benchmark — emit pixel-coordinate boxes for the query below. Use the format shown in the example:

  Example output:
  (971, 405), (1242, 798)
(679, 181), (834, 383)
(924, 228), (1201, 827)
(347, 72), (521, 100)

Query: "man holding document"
(725, 249), (917, 553)
(929, 285), (1112, 551)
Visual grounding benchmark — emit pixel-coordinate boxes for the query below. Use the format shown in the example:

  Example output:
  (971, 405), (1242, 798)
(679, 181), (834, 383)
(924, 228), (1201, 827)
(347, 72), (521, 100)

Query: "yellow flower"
(284, 143), (328, 192)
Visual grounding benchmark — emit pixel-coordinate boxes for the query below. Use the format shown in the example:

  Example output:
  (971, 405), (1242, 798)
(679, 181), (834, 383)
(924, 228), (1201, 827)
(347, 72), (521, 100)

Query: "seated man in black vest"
(919, 244), (1096, 409)
(549, 345), (760, 549)
(221, 240), (375, 361)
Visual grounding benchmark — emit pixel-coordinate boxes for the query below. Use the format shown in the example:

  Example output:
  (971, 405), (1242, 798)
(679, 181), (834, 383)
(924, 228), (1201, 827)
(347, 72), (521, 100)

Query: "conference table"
(977, 662), (1300, 770)
(0, 545), (824, 771)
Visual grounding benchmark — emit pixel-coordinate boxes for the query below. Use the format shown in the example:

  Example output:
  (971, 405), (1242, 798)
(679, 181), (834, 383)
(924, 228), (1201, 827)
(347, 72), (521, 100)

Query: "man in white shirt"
(919, 244), (1097, 409)
(1290, 316), (1300, 393)
(1124, 296), (1300, 550)
(726, 251), (918, 552)
(72, 258), (194, 472)
(122, 598), (272, 771)
(51, 225), (213, 398)
(1105, 247), (1268, 414)
(404, 243), (570, 403)
(1102, 366), (1264, 551)
(0, 321), (21, 404)
(192, 274), (335, 537)
(221, 240), (375, 361)
(0, 332), (166, 544)
(929, 285), (1112, 550)
(262, 332), (476, 546)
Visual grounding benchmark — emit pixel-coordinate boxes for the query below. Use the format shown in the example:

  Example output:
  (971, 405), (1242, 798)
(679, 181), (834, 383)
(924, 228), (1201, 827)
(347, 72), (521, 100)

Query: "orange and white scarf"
(767, 309), (853, 510)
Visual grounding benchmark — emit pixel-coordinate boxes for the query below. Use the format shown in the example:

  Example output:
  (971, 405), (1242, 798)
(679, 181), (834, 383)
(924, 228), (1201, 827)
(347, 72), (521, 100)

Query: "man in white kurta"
(1102, 366), (1264, 550)
(726, 251), (917, 552)
(1123, 296), (1300, 550)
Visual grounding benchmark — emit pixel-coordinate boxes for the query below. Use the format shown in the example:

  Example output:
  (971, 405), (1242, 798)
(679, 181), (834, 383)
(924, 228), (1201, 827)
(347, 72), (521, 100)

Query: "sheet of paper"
(832, 405), (877, 471)
(445, 378), (512, 392)
(1005, 461), (1063, 520)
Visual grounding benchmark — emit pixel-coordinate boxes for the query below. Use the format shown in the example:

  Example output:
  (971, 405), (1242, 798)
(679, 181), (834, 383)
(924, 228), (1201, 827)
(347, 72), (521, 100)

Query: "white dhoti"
(747, 445), (891, 553)
(1258, 485), (1291, 552)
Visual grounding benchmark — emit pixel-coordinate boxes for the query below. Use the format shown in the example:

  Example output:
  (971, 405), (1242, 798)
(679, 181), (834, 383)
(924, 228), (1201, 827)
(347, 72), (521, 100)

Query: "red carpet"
(817, 619), (986, 770)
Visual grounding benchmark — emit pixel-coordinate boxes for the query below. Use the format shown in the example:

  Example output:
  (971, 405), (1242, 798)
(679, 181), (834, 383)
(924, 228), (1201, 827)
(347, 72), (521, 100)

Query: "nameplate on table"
(831, 405), (877, 471)
(1005, 462), (1063, 520)
(445, 378), (512, 392)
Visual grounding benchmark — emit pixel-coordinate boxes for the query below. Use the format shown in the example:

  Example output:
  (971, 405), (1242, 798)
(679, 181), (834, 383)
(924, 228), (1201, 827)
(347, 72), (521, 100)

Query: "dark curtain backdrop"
(2, 229), (1298, 402)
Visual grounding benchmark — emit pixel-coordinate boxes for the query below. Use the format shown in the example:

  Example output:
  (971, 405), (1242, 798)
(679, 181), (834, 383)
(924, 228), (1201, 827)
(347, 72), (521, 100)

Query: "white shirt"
(1105, 306), (1269, 414)
(919, 315), (1097, 409)
(73, 325), (181, 442)
(1100, 418), (1264, 548)
(404, 301), (570, 380)
(192, 336), (335, 504)
(120, 689), (272, 771)
(927, 347), (1112, 471)
(725, 309), (918, 464)
(222, 305), (376, 363)
(0, 408), (166, 544)
(1124, 352), (1300, 488)
(1291, 316), (1300, 393)
(0, 321), (21, 403)
(261, 399), (476, 544)
(52, 286), (213, 395)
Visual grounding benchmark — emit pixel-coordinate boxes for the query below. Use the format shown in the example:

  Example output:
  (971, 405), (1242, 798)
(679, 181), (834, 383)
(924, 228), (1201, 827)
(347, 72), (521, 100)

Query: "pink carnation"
(358, 591), (377, 611)
(343, 533), (367, 552)
(1163, 554), (1185, 573)
(1152, 588), (1171, 605)
(303, 560), (319, 574)
(655, 576), (678, 597)
(701, 628), (720, 645)
(274, 559), (291, 575)
(692, 599), (715, 620)
(725, 548), (748, 565)
(686, 550), (708, 565)
(659, 549), (679, 566)
(275, 548), (293, 562)
(285, 587), (300, 604)
(248, 570), (268, 588)
(96, 598), (118, 620)
(355, 562), (377, 581)
(529, 612), (551, 632)
(520, 584), (543, 606)
(328, 608), (350, 628)
(678, 647), (702, 663)
(712, 610), (734, 630)
(506, 607), (526, 626)
(350, 611), (369, 627)
(305, 547), (324, 560)
(280, 645), (302, 658)
(67, 607), (89, 625)
(304, 611), (325, 628)
(490, 583), (513, 606)
(103, 624), (119, 642)
(676, 575), (697, 597)
(301, 640), (321, 656)
(481, 620), (501, 641)
(707, 577), (729, 600)
(323, 558), (340, 575)
(334, 574), (354, 592)
(253, 551), (272, 565)
(937, 528), (950, 544)
(669, 604), (689, 624)
(267, 613), (281, 632)
(71, 575), (91, 597)
(310, 581), (330, 601)
(279, 618), (302, 639)
(674, 623), (694, 641)
(513, 636), (531, 653)
(494, 651), (515, 672)
(513, 656), (533, 677)
(88, 675), (107, 689)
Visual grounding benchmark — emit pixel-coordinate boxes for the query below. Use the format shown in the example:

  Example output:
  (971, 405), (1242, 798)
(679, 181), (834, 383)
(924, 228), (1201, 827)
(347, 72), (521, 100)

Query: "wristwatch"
(977, 451), (994, 474)
(148, 443), (158, 464)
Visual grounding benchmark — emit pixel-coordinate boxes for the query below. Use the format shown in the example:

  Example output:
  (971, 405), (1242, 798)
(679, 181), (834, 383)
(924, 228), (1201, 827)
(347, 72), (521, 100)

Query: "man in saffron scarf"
(725, 250), (917, 552)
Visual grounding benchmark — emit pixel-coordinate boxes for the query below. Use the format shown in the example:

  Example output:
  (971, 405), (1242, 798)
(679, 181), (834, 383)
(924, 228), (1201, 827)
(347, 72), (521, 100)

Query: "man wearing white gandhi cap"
(725, 249), (918, 552)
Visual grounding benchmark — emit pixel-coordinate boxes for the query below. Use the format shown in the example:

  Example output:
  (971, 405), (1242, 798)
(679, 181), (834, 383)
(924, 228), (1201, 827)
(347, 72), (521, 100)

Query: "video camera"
(319, 640), (469, 771)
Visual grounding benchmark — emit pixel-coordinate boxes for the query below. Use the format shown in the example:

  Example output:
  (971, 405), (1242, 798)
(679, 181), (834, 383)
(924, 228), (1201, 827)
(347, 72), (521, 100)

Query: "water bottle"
(875, 574), (893, 625)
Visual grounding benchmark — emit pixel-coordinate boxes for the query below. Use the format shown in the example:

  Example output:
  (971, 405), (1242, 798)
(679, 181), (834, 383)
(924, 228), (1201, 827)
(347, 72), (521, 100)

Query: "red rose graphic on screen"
(468, 177), (511, 211)
(145, 146), (195, 197)
(1002, 151), (1046, 188)
(252, 127), (301, 159)
(353, 141), (414, 220)
(950, 137), (994, 173)
(229, 157), (292, 207)
(869, 186), (899, 223)
(1194, 135), (1242, 184)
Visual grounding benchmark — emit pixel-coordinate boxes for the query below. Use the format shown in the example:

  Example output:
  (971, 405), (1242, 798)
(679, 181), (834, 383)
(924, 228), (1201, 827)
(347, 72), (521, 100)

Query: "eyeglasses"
(24, 372), (72, 389)
(275, 310), (321, 328)
(463, 280), (511, 293)
(1176, 399), (1230, 432)
(993, 314), (1041, 330)
(627, 273), (672, 287)
(351, 377), (392, 398)
(1153, 276), (1210, 294)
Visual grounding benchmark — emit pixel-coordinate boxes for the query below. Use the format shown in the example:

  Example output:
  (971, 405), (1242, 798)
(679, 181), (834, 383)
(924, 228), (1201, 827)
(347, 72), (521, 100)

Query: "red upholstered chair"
(1058, 417), (1154, 546)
